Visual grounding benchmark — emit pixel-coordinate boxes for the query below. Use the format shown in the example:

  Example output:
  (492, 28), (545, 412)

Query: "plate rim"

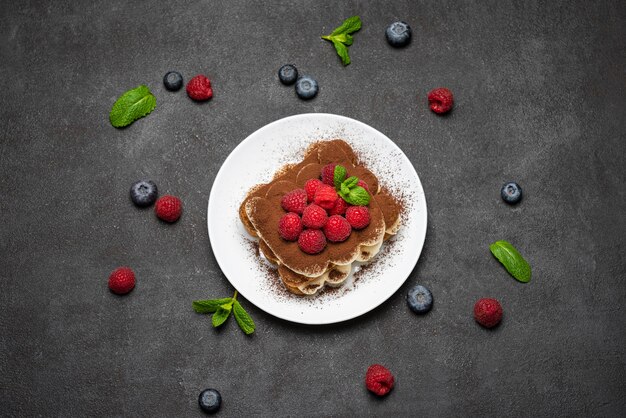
(207, 112), (428, 325)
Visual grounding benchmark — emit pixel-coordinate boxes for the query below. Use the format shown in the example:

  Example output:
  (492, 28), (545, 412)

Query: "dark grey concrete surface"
(1, 0), (625, 416)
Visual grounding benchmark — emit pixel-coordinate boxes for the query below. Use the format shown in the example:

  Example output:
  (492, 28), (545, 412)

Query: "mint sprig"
(109, 85), (156, 128)
(489, 240), (531, 283)
(321, 16), (362, 66)
(193, 290), (255, 335)
(331, 164), (371, 206)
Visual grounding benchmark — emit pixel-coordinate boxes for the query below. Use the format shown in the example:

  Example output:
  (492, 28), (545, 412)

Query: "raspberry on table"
(427, 87), (454, 114)
(365, 364), (394, 396)
(474, 298), (503, 328)
(108, 267), (135, 295)
(186, 74), (213, 101)
(155, 195), (182, 223)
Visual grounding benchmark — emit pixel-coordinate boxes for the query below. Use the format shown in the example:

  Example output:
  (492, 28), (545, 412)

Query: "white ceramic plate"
(207, 113), (427, 325)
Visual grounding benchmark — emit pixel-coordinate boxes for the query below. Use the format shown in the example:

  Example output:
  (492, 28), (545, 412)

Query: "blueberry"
(278, 64), (298, 85)
(198, 388), (221, 414)
(295, 76), (318, 100)
(501, 182), (522, 204)
(407, 284), (433, 314)
(385, 21), (412, 47)
(163, 71), (183, 91)
(130, 180), (158, 207)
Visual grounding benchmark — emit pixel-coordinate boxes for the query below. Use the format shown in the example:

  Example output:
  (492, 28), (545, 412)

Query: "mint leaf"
(109, 85), (156, 128)
(212, 304), (232, 327)
(343, 176), (359, 189)
(193, 298), (233, 314)
(343, 186), (370, 206)
(489, 240), (531, 283)
(333, 165), (347, 190)
(232, 300), (255, 335)
(330, 15), (362, 35)
(321, 16), (361, 66)
(340, 183), (350, 196)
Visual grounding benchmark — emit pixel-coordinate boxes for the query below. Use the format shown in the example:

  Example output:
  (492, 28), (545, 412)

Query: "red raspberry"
(278, 212), (302, 241)
(281, 189), (307, 214)
(301, 204), (328, 229)
(427, 87), (454, 114)
(323, 215), (352, 242)
(365, 364), (394, 396)
(357, 179), (369, 192)
(304, 178), (323, 203)
(321, 163), (338, 186)
(313, 184), (338, 210)
(186, 74), (213, 101)
(298, 229), (326, 254)
(108, 267), (135, 295)
(345, 206), (370, 230)
(474, 298), (503, 328)
(328, 197), (348, 216)
(155, 195), (182, 222)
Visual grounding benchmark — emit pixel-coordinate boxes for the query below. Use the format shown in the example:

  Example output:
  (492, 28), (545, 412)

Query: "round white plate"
(207, 113), (427, 325)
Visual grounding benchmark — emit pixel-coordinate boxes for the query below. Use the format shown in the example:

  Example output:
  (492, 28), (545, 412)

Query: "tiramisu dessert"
(239, 139), (402, 295)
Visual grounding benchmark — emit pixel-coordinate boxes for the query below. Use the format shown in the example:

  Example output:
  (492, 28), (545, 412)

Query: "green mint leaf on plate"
(344, 186), (370, 206)
(192, 298), (233, 313)
(109, 85), (156, 128)
(489, 240), (531, 283)
(343, 176), (359, 189)
(334, 165), (347, 190)
(212, 305), (232, 327)
(321, 16), (362, 66)
(232, 300), (255, 335)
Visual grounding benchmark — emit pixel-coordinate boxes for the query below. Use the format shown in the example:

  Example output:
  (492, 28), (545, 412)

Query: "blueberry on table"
(501, 182), (522, 204)
(163, 71), (183, 91)
(198, 388), (221, 414)
(385, 21), (412, 47)
(295, 75), (318, 100)
(407, 284), (433, 314)
(130, 180), (158, 207)
(278, 64), (298, 85)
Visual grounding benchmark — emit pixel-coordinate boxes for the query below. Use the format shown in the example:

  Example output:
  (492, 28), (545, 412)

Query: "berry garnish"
(278, 64), (298, 85)
(313, 184), (338, 210)
(304, 178), (323, 203)
(406, 284), (433, 314)
(365, 364), (394, 396)
(345, 206), (370, 230)
(278, 212), (303, 241)
(108, 267), (135, 295)
(385, 21), (412, 47)
(298, 229), (327, 254)
(321, 163), (338, 186)
(281, 189), (308, 214)
(474, 298), (503, 328)
(130, 180), (158, 207)
(155, 195), (182, 222)
(301, 204), (328, 229)
(295, 75), (318, 100)
(163, 71), (183, 91)
(327, 197), (348, 216)
(198, 388), (222, 414)
(186, 75), (213, 101)
(428, 87), (454, 114)
(323, 215), (352, 243)
(356, 179), (369, 192)
(501, 182), (522, 204)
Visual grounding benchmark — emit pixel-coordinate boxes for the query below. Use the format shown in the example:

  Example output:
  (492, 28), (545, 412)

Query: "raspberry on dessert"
(324, 215), (352, 242)
(304, 178), (323, 203)
(321, 163), (338, 186)
(474, 298), (503, 328)
(298, 229), (327, 254)
(108, 267), (135, 295)
(357, 179), (369, 192)
(328, 197), (348, 216)
(155, 195), (182, 222)
(281, 189), (307, 214)
(313, 184), (338, 210)
(186, 74), (213, 101)
(345, 206), (370, 230)
(278, 212), (303, 241)
(365, 364), (394, 396)
(428, 87), (454, 114)
(302, 204), (328, 229)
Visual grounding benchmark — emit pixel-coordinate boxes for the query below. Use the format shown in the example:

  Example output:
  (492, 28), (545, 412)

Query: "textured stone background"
(1, 1), (624, 416)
